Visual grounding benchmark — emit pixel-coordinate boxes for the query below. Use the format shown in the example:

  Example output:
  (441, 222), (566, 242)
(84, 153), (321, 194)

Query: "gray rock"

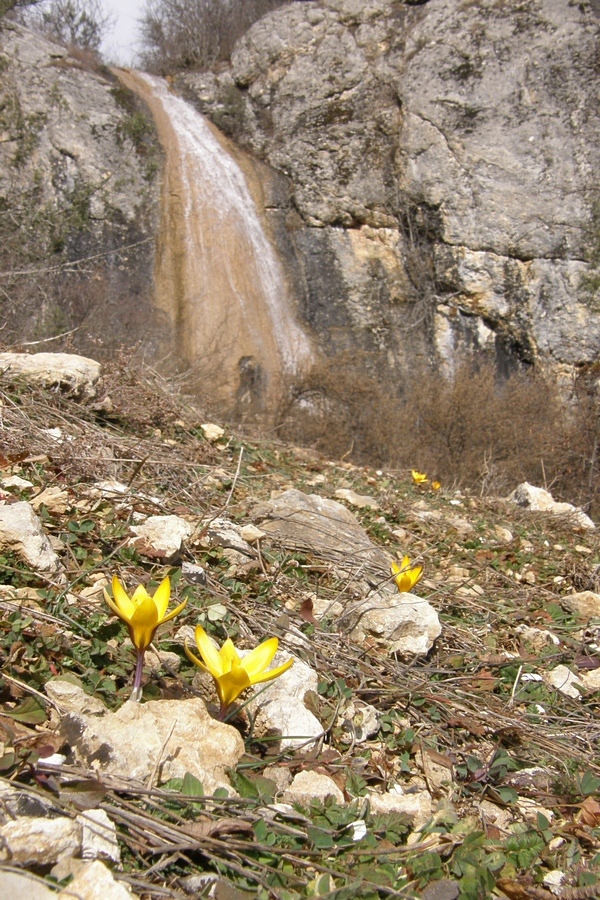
(0, 23), (162, 360)
(180, 0), (600, 380)
(0, 501), (62, 573)
(254, 489), (391, 587)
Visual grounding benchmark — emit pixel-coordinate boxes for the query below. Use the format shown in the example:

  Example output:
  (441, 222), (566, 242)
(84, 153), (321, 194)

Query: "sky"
(100, 0), (145, 66)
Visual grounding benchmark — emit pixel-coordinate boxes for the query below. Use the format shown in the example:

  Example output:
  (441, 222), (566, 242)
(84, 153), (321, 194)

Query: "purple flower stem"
(131, 648), (145, 702)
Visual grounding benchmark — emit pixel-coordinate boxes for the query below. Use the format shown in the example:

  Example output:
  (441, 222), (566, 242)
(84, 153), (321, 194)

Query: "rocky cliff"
(2, 0), (599, 401)
(177, 0), (600, 381)
(0, 21), (166, 359)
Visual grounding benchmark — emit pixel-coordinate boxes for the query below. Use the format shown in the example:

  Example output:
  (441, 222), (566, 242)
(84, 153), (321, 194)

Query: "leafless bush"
(19, 0), (113, 51)
(138, 0), (288, 74)
(278, 353), (600, 516)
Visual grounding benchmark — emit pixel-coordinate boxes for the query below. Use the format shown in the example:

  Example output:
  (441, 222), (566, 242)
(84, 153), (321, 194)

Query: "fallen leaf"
(299, 597), (318, 625)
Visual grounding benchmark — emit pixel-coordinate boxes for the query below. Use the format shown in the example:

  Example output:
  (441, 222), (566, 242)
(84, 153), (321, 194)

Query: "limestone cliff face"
(177, 0), (600, 379)
(0, 22), (165, 359)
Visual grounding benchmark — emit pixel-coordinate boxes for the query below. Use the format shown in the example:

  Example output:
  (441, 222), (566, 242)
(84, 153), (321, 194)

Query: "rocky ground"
(0, 352), (600, 900)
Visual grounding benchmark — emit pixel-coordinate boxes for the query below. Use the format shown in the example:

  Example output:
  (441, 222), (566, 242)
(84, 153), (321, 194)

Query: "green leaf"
(494, 786), (518, 804)
(181, 772), (204, 797)
(580, 770), (600, 796)
(307, 826), (334, 850)
(3, 696), (47, 724)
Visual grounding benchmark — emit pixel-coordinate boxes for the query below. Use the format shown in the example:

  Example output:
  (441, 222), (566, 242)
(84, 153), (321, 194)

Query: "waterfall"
(117, 70), (312, 413)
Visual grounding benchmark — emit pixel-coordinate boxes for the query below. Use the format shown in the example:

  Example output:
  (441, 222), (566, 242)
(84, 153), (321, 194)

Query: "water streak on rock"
(118, 70), (312, 414)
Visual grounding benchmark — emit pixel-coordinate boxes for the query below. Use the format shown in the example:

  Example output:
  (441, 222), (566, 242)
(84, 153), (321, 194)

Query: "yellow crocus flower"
(411, 470), (428, 485)
(104, 575), (187, 700)
(186, 625), (294, 719)
(432, 480), (441, 491)
(392, 556), (423, 593)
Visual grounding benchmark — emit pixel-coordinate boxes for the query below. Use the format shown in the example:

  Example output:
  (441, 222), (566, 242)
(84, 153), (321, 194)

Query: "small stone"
(54, 859), (137, 899)
(78, 808), (120, 863)
(201, 423), (225, 442)
(563, 591), (600, 621)
(544, 665), (583, 699)
(0, 501), (62, 572)
(240, 524), (266, 544)
(479, 799), (512, 832)
(247, 653), (322, 751)
(284, 771), (344, 806)
(1, 475), (34, 490)
(0, 871), (58, 900)
(493, 526), (513, 544)
(129, 514), (195, 560)
(31, 486), (71, 514)
(367, 787), (432, 832)
(0, 816), (81, 864)
(334, 488), (379, 509)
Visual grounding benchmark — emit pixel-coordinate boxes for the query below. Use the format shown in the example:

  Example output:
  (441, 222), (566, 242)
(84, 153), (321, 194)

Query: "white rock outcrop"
(0, 352), (101, 400)
(55, 686), (244, 794)
(0, 501), (62, 573)
(129, 514), (195, 560)
(247, 654), (323, 751)
(509, 483), (595, 531)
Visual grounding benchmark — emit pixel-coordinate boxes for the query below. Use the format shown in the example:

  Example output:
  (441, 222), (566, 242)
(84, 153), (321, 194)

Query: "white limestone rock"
(0, 501), (62, 573)
(78, 808), (120, 863)
(0, 816), (81, 864)
(509, 483), (595, 531)
(58, 687), (244, 794)
(129, 514), (195, 560)
(334, 489), (380, 510)
(543, 665), (583, 699)
(367, 787), (433, 832)
(31, 486), (71, 514)
(283, 771), (345, 806)
(246, 654), (322, 751)
(563, 591), (600, 621)
(201, 423), (226, 442)
(347, 589), (442, 657)
(53, 858), (137, 899)
(0, 870), (58, 900)
(0, 352), (101, 400)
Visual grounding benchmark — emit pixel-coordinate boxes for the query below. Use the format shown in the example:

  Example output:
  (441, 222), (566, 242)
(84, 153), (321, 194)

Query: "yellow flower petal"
(216, 664), (251, 708)
(112, 576), (135, 618)
(250, 656), (294, 686)
(185, 642), (208, 672)
(220, 638), (242, 673)
(242, 637), (279, 679)
(152, 576), (171, 619)
(129, 596), (160, 650)
(194, 626), (224, 677)
(160, 598), (188, 625)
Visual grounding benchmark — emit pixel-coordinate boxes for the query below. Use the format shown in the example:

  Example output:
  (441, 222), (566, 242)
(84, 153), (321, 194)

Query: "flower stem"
(131, 648), (145, 702)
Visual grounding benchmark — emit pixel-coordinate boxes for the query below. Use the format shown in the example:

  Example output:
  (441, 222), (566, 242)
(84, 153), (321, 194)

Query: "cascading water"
(117, 70), (312, 415)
